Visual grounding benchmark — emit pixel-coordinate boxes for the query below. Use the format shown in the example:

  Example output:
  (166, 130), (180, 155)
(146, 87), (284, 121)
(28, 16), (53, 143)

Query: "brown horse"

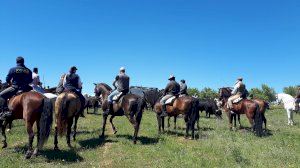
(94, 83), (146, 144)
(154, 96), (199, 139)
(54, 91), (81, 150)
(0, 91), (53, 159)
(217, 87), (263, 136)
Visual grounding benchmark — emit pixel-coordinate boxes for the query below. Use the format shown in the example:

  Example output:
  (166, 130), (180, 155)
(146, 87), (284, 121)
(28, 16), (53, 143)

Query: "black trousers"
(0, 87), (18, 106)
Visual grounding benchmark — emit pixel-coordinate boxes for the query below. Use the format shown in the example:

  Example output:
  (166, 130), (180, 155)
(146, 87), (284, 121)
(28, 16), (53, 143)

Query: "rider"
(31, 67), (45, 93)
(179, 79), (188, 96)
(295, 85), (300, 111)
(63, 66), (86, 117)
(0, 57), (33, 120)
(160, 75), (180, 117)
(103, 67), (130, 115)
(227, 77), (246, 109)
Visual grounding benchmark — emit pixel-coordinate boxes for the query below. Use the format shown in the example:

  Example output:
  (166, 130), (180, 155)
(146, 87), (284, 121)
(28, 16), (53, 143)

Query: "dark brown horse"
(217, 87), (263, 136)
(154, 96), (199, 139)
(94, 83), (146, 144)
(0, 91), (53, 159)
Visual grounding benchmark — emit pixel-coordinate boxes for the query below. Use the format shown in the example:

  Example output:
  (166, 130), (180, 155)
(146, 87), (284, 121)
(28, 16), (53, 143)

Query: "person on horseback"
(63, 66), (85, 117)
(30, 67), (45, 94)
(0, 57), (33, 120)
(160, 75), (180, 117)
(295, 85), (300, 111)
(227, 77), (246, 109)
(103, 67), (130, 115)
(179, 79), (188, 96)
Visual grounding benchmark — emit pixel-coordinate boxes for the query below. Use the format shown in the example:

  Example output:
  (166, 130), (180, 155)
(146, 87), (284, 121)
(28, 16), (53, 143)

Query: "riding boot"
(0, 98), (12, 121)
(103, 102), (112, 116)
(160, 104), (168, 117)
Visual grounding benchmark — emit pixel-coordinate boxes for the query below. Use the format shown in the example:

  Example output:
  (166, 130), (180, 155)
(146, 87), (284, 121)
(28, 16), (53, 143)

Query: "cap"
(120, 67), (125, 71)
(168, 74), (175, 80)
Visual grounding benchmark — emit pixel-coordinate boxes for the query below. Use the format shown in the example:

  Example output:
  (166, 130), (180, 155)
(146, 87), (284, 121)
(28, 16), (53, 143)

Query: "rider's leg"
(160, 94), (173, 117)
(0, 87), (17, 120)
(295, 98), (300, 111)
(103, 90), (120, 115)
(73, 89), (86, 117)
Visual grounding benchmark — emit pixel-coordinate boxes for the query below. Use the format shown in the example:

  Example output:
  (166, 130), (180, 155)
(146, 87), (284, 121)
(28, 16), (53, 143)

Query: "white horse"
(276, 93), (298, 125)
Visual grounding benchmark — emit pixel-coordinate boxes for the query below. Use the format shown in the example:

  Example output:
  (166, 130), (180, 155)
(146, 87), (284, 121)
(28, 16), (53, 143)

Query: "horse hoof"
(33, 149), (39, 157)
(73, 137), (76, 141)
(133, 140), (137, 144)
(6, 129), (11, 132)
(2, 143), (7, 149)
(25, 151), (32, 159)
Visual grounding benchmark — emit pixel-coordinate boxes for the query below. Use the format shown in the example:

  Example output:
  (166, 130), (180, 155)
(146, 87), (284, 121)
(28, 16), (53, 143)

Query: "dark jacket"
(113, 73), (130, 92)
(164, 80), (180, 96)
(6, 63), (32, 88)
(64, 73), (80, 90)
(180, 83), (187, 95)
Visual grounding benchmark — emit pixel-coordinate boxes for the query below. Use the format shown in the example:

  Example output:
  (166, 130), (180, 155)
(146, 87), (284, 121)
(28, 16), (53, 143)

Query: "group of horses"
(0, 80), (288, 160)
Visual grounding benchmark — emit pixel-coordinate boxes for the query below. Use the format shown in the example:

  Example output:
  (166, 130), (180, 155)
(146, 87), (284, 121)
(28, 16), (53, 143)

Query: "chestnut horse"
(154, 96), (199, 139)
(217, 87), (263, 136)
(0, 91), (53, 159)
(94, 83), (146, 144)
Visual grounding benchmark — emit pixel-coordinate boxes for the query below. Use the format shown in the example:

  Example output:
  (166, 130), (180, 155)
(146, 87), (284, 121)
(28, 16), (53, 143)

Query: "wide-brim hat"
(168, 75), (175, 80)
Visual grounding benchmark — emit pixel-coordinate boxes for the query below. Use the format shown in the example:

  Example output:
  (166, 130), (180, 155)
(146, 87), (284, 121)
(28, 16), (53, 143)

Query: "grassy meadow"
(0, 107), (299, 168)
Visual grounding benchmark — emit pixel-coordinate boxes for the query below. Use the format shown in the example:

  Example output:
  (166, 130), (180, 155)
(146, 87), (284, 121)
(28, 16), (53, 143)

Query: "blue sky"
(0, 0), (299, 94)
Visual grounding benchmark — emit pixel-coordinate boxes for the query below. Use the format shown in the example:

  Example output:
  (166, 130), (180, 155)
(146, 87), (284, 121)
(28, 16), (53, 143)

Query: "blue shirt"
(6, 63), (32, 87)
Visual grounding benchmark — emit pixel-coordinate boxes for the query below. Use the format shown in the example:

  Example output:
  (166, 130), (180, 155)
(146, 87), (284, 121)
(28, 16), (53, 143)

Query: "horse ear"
(93, 83), (97, 86)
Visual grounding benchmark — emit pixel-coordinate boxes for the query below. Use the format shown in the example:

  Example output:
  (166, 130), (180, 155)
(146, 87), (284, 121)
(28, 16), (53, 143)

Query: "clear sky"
(0, 0), (299, 94)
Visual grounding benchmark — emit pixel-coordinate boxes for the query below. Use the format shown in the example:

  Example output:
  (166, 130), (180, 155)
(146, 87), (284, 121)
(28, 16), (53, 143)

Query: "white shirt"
(232, 81), (242, 95)
(31, 72), (41, 86)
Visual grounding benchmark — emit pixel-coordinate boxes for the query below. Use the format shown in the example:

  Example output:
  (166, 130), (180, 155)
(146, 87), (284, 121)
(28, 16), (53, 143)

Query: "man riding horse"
(0, 57), (33, 120)
(103, 67), (130, 115)
(179, 79), (188, 96)
(227, 77), (246, 109)
(31, 67), (45, 94)
(295, 85), (300, 111)
(160, 75), (180, 117)
(62, 66), (86, 117)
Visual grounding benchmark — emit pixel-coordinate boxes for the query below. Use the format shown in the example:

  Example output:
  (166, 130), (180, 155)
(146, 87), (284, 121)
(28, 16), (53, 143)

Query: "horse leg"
(100, 115), (108, 138)
(133, 112), (143, 144)
(110, 115), (117, 134)
(232, 114), (237, 129)
(238, 114), (242, 129)
(167, 116), (171, 130)
(290, 110), (294, 126)
(287, 109), (291, 125)
(54, 126), (59, 150)
(25, 122), (34, 159)
(262, 113), (267, 130)
(7, 120), (12, 132)
(184, 115), (189, 139)
(1, 120), (8, 148)
(227, 112), (233, 130)
(73, 115), (79, 141)
(174, 116), (177, 131)
(162, 117), (165, 132)
(156, 114), (162, 134)
(33, 119), (40, 157)
(66, 119), (73, 148)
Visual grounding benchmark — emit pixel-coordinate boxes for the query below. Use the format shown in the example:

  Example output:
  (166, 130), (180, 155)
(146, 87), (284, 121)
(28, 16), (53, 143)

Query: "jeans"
(108, 90), (121, 103)
(160, 94), (173, 105)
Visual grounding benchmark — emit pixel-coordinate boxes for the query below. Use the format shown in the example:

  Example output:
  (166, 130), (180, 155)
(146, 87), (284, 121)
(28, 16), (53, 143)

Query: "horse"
(0, 91), (53, 159)
(94, 83), (146, 144)
(198, 99), (222, 119)
(217, 87), (263, 136)
(154, 95), (200, 139)
(276, 93), (298, 125)
(85, 96), (101, 114)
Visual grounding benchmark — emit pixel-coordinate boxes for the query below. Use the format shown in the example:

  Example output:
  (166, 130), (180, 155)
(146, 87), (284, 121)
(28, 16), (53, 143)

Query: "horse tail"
(56, 93), (69, 136)
(254, 104), (263, 137)
(38, 97), (53, 148)
(136, 97), (146, 121)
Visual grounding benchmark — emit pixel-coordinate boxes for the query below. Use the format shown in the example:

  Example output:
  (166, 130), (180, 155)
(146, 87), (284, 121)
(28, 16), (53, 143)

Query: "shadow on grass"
(115, 134), (159, 145)
(75, 130), (99, 136)
(237, 127), (273, 137)
(78, 136), (118, 149)
(13, 146), (84, 163)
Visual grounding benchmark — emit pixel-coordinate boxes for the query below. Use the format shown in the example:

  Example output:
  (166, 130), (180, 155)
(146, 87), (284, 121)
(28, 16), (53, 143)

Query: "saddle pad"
(233, 97), (243, 104)
(113, 92), (123, 101)
(165, 96), (176, 105)
(44, 93), (57, 99)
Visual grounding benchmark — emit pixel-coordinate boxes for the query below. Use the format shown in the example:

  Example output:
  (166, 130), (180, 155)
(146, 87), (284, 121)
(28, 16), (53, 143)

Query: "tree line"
(187, 84), (298, 102)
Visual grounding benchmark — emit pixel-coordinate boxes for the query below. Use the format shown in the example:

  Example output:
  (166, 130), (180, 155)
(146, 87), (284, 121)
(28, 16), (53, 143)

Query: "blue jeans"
(108, 90), (121, 103)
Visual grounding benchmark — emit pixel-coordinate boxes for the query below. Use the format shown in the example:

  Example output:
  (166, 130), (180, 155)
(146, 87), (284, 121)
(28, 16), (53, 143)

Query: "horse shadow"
(78, 136), (118, 149)
(13, 146), (84, 163)
(237, 127), (273, 137)
(115, 134), (159, 145)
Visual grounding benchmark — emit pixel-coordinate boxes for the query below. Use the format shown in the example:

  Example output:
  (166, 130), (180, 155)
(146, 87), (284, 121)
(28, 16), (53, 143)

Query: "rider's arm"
(6, 68), (13, 84)
(62, 75), (67, 88)
(112, 75), (119, 89)
(231, 83), (239, 94)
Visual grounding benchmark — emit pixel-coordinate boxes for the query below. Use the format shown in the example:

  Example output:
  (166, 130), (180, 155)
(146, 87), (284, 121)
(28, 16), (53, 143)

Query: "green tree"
(249, 84), (276, 102)
(198, 87), (219, 100)
(187, 88), (200, 97)
(283, 86), (298, 97)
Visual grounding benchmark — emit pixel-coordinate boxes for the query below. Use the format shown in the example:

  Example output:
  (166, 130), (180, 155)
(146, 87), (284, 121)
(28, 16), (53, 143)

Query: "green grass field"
(0, 108), (299, 168)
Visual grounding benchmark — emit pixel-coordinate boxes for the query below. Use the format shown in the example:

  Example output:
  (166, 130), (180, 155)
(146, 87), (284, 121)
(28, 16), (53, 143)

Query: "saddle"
(233, 97), (243, 104)
(112, 92), (126, 104)
(165, 96), (177, 105)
